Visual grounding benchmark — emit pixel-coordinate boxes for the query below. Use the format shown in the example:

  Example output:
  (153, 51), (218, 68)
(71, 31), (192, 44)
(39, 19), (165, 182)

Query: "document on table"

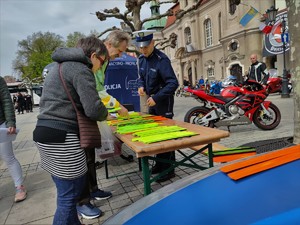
(0, 128), (20, 143)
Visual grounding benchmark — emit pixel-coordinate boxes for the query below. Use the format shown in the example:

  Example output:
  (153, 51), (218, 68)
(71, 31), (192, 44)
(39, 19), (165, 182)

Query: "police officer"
(133, 30), (179, 182)
(247, 54), (269, 84)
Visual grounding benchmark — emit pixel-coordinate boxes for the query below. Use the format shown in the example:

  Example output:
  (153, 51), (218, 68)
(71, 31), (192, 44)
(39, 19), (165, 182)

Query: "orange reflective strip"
(221, 145), (300, 173)
(213, 152), (256, 163)
(227, 152), (300, 180)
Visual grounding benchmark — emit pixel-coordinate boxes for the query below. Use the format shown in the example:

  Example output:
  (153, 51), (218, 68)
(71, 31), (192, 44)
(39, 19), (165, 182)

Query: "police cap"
(132, 30), (156, 47)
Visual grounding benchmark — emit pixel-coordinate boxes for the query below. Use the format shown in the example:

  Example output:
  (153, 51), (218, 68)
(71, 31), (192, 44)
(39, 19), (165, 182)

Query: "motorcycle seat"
(212, 95), (235, 103)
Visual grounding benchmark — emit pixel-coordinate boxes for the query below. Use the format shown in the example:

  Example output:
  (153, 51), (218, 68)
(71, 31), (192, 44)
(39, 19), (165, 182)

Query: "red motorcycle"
(267, 69), (292, 94)
(184, 80), (281, 130)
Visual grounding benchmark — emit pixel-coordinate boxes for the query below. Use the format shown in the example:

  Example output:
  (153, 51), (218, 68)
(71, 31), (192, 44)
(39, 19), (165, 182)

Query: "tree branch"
(95, 10), (136, 32)
(97, 26), (120, 38)
(176, 0), (204, 19)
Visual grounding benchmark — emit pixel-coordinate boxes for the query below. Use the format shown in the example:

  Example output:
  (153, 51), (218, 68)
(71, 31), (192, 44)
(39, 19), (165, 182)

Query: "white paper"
(0, 128), (20, 143)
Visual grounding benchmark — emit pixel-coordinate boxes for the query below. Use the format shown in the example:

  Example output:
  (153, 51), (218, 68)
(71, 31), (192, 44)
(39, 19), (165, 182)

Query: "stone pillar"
(191, 59), (196, 86)
(179, 61), (184, 86)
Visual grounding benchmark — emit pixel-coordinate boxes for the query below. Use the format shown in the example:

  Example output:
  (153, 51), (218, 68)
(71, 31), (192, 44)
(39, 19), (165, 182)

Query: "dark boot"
(151, 165), (162, 174)
(153, 151), (176, 181)
(156, 171), (175, 182)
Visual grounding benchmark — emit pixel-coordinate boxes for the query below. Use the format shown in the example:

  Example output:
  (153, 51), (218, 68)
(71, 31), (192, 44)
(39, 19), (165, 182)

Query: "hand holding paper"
(0, 128), (20, 143)
(7, 127), (17, 134)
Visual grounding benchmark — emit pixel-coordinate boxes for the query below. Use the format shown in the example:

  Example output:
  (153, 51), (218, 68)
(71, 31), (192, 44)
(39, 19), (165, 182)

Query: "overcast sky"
(0, 0), (172, 78)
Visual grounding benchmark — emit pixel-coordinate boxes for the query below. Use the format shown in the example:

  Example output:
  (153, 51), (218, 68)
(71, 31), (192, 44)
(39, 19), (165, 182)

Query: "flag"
(239, 7), (258, 27)
(259, 23), (273, 34)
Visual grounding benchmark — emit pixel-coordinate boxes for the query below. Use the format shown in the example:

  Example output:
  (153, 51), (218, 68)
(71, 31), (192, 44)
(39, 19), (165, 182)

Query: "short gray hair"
(105, 30), (131, 48)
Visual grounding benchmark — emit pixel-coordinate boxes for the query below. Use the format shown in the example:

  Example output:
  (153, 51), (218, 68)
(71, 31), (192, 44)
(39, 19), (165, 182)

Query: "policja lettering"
(104, 84), (121, 90)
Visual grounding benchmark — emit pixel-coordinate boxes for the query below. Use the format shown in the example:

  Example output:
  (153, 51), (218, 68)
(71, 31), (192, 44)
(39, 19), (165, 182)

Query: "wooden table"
(108, 118), (229, 195)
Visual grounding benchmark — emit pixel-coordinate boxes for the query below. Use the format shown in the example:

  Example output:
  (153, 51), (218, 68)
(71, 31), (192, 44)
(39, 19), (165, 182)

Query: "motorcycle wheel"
(253, 103), (281, 130)
(184, 106), (214, 128)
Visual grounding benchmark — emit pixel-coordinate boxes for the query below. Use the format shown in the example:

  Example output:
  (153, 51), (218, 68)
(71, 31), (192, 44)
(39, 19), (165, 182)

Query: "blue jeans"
(52, 174), (87, 225)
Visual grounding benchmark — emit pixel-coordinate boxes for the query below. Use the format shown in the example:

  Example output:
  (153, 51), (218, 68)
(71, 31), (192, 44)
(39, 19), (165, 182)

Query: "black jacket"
(137, 48), (179, 103)
(248, 61), (269, 84)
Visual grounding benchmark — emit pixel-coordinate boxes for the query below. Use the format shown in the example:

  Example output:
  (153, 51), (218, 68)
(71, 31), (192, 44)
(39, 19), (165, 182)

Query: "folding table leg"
(141, 157), (151, 195)
(104, 160), (109, 179)
(208, 143), (214, 167)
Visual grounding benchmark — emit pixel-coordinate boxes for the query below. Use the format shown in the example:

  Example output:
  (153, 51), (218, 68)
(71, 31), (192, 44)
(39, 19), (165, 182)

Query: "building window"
(204, 19), (213, 47)
(207, 68), (214, 77)
(230, 42), (238, 51)
(184, 27), (192, 44)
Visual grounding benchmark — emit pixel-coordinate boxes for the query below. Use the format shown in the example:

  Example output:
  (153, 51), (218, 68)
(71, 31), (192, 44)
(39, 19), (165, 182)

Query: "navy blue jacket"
(137, 48), (179, 103)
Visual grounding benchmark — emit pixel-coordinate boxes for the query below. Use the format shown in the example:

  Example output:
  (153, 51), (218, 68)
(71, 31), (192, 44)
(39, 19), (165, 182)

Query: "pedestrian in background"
(16, 92), (24, 114)
(247, 54), (269, 84)
(33, 36), (109, 225)
(183, 76), (190, 88)
(134, 29), (179, 182)
(24, 93), (33, 112)
(198, 76), (204, 86)
(0, 76), (27, 203)
(12, 94), (17, 110)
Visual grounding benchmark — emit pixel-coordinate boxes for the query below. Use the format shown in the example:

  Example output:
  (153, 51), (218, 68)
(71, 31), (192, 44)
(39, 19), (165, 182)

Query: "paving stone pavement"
(0, 94), (294, 224)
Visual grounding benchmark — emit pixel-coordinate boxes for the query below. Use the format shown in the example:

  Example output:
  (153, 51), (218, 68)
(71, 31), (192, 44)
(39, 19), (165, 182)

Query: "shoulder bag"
(58, 63), (102, 148)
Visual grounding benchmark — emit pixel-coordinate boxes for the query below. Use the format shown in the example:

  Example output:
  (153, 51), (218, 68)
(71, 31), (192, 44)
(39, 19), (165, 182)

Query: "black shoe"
(156, 172), (175, 182)
(151, 165), (162, 175)
(95, 161), (104, 170)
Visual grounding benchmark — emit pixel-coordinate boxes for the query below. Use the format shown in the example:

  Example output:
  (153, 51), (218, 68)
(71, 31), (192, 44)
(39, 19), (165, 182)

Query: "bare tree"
(95, 0), (177, 33)
(94, 0), (206, 47)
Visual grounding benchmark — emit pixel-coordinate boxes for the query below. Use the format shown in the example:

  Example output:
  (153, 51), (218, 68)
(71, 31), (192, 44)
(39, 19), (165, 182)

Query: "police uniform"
(133, 30), (179, 181)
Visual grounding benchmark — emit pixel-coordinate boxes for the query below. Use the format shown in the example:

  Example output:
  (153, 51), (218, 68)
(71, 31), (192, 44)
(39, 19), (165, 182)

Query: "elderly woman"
(33, 36), (109, 225)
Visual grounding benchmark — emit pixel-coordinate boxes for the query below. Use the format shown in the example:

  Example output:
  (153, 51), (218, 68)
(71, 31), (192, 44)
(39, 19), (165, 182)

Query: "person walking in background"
(0, 76), (27, 203)
(12, 94), (17, 110)
(24, 93), (33, 112)
(183, 76), (190, 88)
(76, 30), (132, 220)
(134, 29), (179, 182)
(198, 76), (204, 86)
(33, 36), (109, 225)
(16, 92), (24, 114)
(247, 54), (269, 84)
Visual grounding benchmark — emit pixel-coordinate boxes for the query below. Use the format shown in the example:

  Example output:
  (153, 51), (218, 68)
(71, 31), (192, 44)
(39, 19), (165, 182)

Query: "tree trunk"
(287, 0), (300, 144)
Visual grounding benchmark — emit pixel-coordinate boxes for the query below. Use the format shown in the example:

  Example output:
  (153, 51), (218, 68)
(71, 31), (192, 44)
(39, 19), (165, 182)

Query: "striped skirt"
(35, 133), (87, 179)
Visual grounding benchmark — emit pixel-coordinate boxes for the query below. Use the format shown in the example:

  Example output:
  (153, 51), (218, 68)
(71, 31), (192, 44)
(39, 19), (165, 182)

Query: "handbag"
(58, 63), (102, 148)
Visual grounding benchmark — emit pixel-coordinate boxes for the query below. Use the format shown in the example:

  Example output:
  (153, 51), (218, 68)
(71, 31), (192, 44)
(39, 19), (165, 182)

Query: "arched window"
(204, 19), (213, 47)
(184, 27), (192, 45)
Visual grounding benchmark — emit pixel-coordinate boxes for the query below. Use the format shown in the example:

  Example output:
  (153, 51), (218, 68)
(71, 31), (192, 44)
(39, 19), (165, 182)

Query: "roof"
(164, 3), (180, 29)
(164, 0), (209, 29)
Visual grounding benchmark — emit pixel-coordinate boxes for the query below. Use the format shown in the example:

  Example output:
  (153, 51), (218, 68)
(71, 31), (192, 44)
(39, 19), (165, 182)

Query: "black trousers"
(149, 96), (176, 172)
(78, 148), (98, 205)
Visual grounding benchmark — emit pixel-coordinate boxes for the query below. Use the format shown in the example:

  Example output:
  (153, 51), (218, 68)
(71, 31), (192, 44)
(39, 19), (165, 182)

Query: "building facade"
(161, 0), (285, 86)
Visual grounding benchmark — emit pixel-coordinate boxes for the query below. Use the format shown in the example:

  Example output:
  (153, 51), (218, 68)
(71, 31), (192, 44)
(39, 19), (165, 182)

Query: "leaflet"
(0, 128), (20, 143)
